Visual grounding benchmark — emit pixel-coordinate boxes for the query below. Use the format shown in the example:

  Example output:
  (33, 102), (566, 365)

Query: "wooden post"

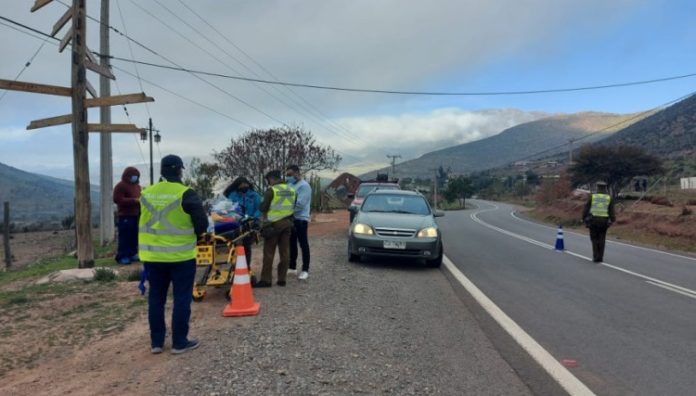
(71, 0), (95, 268)
(149, 117), (154, 185)
(3, 202), (10, 269)
(99, 0), (114, 246)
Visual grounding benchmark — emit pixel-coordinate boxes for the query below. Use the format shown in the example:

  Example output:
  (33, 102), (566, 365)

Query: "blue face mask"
(286, 176), (296, 185)
(130, 175), (139, 183)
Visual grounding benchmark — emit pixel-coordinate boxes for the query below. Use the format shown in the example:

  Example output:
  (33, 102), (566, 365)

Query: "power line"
(4, 13), (696, 98)
(115, 0), (150, 118)
(0, 35), (48, 104)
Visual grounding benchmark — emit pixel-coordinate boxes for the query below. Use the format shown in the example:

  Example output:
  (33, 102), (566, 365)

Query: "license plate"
(383, 241), (406, 250)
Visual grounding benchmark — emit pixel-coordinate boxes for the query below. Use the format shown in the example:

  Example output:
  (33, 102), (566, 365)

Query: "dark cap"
(265, 170), (282, 180)
(161, 154), (185, 170)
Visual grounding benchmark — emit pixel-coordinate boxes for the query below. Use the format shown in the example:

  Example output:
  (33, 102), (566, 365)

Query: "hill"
(0, 162), (98, 224)
(362, 112), (636, 179)
(599, 93), (696, 158)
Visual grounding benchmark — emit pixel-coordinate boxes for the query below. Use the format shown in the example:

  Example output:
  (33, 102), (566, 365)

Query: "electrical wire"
(115, 0), (150, 118)
(0, 34), (48, 104)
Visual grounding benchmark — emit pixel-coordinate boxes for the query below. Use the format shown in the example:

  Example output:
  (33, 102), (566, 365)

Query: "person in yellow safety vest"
(139, 154), (208, 355)
(256, 170), (297, 288)
(582, 181), (616, 263)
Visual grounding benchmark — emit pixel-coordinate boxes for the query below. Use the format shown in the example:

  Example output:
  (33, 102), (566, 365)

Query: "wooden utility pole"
(149, 117), (154, 185)
(70, 0), (95, 268)
(99, 0), (114, 246)
(3, 202), (10, 270)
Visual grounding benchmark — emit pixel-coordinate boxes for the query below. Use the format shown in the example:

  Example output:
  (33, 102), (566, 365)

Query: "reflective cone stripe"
(223, 245), (260, 317)
(554, 225), (565, 251)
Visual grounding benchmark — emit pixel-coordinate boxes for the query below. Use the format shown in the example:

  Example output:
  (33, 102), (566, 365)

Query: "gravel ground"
(162, 226), (531, 395)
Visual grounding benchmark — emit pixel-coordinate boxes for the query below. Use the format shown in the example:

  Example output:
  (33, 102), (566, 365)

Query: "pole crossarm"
(30, 0), (53, 12)
(27, 114), (72, 129)
(0, 79), (71, 96)
(84, 92), (154, 108)
(85, 80), (97, 97)
(52, 8), (72, 36)
(88, 123), (145, 133)
(59, 27), (73, 53)
(85, 60), (116, 80)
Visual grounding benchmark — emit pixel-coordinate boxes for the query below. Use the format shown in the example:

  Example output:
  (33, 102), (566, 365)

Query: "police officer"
(582, 181), (616, 263)
(139, 154), (208, 354)
(257, 170), (297, 287)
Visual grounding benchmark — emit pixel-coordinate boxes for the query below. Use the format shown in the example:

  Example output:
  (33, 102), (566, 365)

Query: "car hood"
(356, 212), (435, 230)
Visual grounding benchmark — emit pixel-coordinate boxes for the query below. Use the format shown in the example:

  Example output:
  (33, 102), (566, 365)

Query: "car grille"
(374, 227), (416, 238)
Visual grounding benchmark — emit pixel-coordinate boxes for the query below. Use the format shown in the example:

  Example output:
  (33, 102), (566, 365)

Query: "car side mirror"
(433, 211), (445, 218)
(347, 193), (355, 199)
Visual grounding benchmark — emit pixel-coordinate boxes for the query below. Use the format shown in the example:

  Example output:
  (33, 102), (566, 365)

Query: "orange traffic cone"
(223, 245), (260, 317)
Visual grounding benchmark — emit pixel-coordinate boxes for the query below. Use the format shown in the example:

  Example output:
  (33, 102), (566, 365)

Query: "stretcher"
(193, 217), (260, 302)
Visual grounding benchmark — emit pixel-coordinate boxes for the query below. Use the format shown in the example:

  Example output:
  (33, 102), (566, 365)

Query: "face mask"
(286, 176), (296, 185)
(130, 175), (139, 183)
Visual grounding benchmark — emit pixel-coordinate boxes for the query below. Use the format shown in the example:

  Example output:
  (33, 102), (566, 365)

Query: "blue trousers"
(116, 215), (139, 261)
(146, 260), (196, 349)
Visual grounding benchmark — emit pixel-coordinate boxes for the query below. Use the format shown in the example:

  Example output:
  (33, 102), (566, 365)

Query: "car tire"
(348, 241), (360, 263)
(427, 244), (443, 268)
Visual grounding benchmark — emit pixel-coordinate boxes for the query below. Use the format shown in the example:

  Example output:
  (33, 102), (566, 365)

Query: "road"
(440, 200), (696, 396)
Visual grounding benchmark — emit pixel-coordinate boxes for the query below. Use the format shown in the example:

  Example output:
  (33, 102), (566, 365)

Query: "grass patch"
(94, 268), (117, 282)
(0, 254), (115, 287)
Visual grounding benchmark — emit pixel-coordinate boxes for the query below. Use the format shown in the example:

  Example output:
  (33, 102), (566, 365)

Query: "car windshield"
(361, 194), (431, 215)
(356, 184), (399, 198)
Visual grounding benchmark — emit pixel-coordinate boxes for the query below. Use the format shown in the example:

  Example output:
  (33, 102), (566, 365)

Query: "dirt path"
(0, 212), (530, 395)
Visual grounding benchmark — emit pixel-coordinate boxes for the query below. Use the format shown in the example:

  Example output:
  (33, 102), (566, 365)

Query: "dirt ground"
(0, 210), (529, 395)
(0, 229), (75, 270)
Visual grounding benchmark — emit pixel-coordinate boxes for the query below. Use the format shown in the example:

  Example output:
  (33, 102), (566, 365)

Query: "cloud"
(0, 0), (641, 179)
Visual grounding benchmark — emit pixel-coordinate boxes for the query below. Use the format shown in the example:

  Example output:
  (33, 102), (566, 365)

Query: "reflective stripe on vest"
(590, 193), (611, 217)
(267, 184), (296, 222)
(138, 182), (196, 262)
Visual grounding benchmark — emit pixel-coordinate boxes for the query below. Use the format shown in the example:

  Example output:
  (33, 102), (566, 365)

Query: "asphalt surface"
(440, 200), (696, 396)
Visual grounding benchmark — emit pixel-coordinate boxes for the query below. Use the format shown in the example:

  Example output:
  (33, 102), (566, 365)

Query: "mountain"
(0, 162), (99, 223)
(599, 94), (696, 158)
(362, 112), (638, 179)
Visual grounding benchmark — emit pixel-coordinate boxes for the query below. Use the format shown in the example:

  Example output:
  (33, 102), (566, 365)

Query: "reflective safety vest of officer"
(138, 181), (196, 262)
(267, 183), (297, 222)
(589, 193), (611, 218)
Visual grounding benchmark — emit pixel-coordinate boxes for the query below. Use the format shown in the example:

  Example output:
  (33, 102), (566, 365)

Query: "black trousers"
(589, 218), (609, 262)
(290, 219), (310, 272)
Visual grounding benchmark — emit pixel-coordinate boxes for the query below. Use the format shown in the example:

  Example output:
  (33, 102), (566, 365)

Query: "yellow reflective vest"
(590, 193), (611, 218)
(138, 181), (196, 262)
(267, 183), (296, 222)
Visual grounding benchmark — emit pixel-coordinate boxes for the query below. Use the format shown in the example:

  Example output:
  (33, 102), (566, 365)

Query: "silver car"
(348, 190), (444, 267)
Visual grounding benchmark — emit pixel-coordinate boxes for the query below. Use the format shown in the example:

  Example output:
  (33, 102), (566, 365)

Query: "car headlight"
(353, 223), (374, 235)
(417, 227), (438, 238)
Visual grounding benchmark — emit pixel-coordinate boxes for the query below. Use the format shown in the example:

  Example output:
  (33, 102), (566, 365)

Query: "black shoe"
(171, 339), (200, 355)
(277, 280), (286, 287)
(593, 258), (601, 263)
(255, 280), (272, 288)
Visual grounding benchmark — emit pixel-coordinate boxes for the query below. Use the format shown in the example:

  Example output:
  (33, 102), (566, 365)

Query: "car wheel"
(427, 244), (443, 268)
(348, 241), (360, 263)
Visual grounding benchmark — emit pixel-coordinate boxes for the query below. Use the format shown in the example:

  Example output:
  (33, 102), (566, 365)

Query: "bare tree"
(214, 126), (341, 188)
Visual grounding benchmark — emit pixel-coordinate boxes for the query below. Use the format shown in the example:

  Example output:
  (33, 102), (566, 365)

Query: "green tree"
(183, 158), (221, 203)
(569, 144), (663, 196)
(444, 176), (473, 208)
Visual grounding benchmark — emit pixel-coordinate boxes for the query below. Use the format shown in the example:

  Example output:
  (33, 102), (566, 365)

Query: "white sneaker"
(298, 271), (309, 280)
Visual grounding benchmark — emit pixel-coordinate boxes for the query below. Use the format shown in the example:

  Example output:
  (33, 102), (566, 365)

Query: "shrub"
(93, 268), (116, 282)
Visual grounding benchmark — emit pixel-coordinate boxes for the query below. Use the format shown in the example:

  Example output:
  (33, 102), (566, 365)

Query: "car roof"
(359, 182), (399, 186)
(367, 189), (420, 196)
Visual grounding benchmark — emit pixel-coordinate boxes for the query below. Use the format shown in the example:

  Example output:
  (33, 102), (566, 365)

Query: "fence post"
(3, 201), (11, 269)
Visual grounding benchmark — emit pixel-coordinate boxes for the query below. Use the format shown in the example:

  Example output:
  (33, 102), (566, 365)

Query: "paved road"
(440, 200), (696, 396)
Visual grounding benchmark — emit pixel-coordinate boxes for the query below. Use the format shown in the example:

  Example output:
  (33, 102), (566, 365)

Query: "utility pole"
(149, 117), (154, 185)
(386, 154), (401, 179)
(70, 0), (95, 268)
(99, 0), (114, 246)
(0, 0), (155, 269)
(568, 138), (575, 164)
(3, 202), (10, 270)
(429, 168), (439, 210)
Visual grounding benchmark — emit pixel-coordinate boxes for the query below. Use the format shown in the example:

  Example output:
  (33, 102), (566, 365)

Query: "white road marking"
(509, 209), (696, 263)
(645, 281), (696, 300)
(469, 202), (696, 300)
(443, 256), (596, 396)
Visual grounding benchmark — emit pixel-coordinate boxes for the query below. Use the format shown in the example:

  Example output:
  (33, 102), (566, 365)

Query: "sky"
(1, 0), (696, 182)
